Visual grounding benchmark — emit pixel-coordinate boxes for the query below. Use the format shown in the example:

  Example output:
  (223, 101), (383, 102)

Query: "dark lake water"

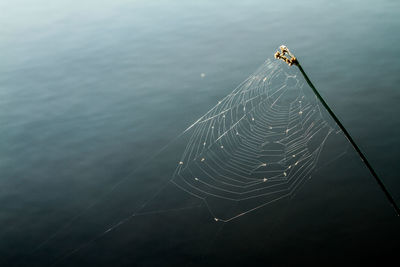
(1, 0), (400, 266)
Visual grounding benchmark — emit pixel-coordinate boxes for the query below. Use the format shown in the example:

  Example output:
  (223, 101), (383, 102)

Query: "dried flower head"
(274, 45), (298, 66)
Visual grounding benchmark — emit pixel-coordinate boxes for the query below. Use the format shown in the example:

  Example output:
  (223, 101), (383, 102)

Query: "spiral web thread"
(172, 59), (342, 222)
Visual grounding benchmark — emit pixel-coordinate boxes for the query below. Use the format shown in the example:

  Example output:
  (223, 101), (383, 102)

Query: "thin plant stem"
(275, 45), (400, 216)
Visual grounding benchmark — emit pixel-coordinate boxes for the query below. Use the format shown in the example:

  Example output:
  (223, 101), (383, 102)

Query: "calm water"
(1, 0), (400, 266)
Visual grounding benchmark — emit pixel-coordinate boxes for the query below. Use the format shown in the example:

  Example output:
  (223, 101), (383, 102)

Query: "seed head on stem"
(274, 45), (298, 66)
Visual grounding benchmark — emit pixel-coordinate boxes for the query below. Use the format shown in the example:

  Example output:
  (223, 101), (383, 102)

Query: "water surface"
(1, 0), (400, 266)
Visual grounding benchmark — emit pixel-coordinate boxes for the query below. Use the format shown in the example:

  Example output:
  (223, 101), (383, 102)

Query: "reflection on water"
(1, 0), (400, 266)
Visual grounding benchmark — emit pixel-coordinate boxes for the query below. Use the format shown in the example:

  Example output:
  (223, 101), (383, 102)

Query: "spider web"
(28, 59), (351, 265)
(172, 59), (347, 222)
